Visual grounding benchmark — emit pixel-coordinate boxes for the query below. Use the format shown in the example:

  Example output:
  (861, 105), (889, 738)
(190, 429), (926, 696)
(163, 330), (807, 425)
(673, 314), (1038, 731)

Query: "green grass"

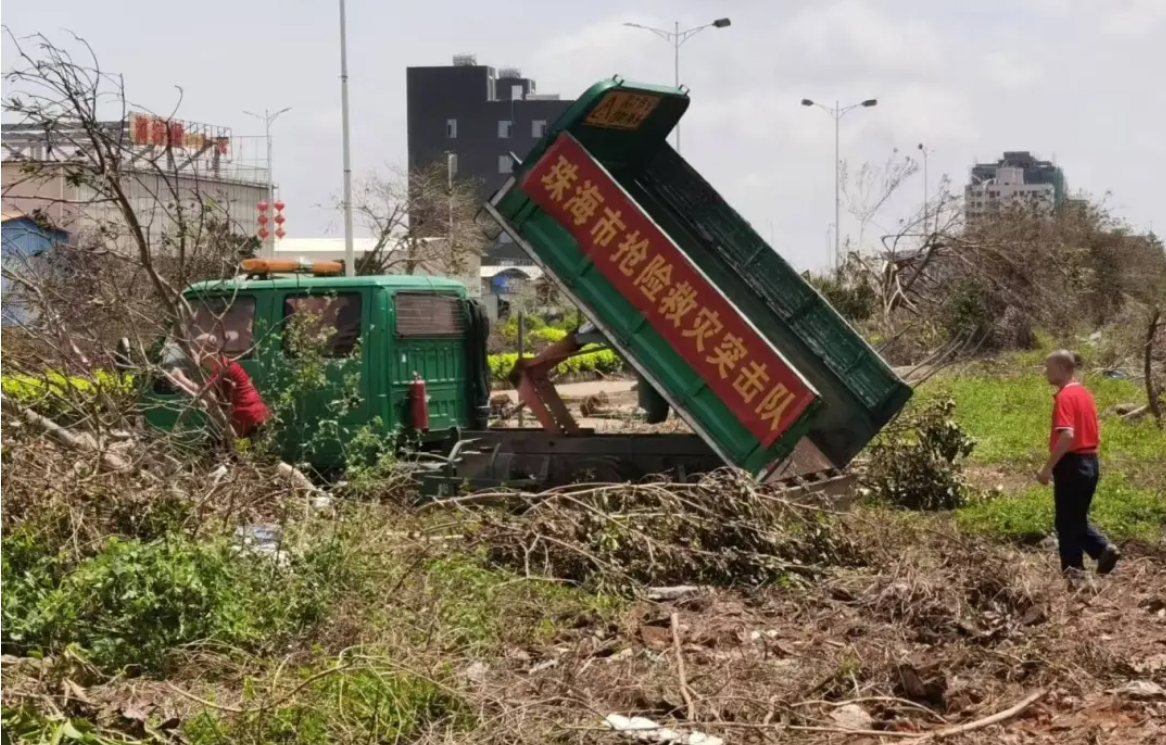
(922, 371), (1166, 471)
(956, 476), (1166, 544)
(918, 365), (1166, 545)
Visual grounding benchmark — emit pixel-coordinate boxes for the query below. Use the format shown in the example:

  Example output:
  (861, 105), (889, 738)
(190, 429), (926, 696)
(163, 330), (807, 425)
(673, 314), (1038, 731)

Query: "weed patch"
(1, 527), (367, 674)
(956, 476), (1166, 545)
(182, 665), (471, 745)
(923, 372), (1166, 470)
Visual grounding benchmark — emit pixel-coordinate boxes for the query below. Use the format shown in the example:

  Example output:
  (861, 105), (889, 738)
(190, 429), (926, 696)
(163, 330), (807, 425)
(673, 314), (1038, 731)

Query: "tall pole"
(447, 152), (455, 276)
(339, 0), (355, 277)
(834, 101), (841, 270)
(801, 97), (878, 271)
(918, 143), (931, 239)
(623, 18), (732, 154)
(265, 121), (274, 256)
(673, 21), (681, 151)
(244, 107), (290, 258)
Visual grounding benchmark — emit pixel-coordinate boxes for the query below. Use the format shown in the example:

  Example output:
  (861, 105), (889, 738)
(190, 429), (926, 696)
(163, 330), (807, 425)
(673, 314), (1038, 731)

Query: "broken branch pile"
(469, 470), (867, 592)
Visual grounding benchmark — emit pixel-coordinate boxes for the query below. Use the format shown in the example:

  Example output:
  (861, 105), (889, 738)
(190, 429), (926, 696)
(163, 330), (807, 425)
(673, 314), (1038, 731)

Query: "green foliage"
(414, 553), (622, 647)
(922, 369), (1166, 471)
(487, 348), (624, 383)
(0, 527), (363, 674)
(1, 706), (146, 745)
(956, 476), (1166, 544)
(0, 370), (135, 423)
(806, 273), (877, 324)
(866, 399), (977, 511)
(183, 666), (471, 745)
(939, 276), (1001, 343)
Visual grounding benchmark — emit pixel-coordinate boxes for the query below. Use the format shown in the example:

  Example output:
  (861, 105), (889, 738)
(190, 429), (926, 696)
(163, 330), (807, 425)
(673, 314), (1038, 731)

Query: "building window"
(446, 119), (457, 138)
(532, 120), (547, 138)
(498, 155), (513, 174)
(498, 120), (512, 139)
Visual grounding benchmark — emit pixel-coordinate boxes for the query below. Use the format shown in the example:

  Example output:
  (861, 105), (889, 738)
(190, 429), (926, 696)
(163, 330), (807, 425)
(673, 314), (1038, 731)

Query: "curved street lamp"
(801, 98), (878, 268)
(623, 18), (731, 152)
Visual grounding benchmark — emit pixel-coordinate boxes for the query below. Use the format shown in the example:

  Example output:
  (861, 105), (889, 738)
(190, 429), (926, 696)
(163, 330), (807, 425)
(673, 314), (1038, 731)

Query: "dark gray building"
(407, 55), (574, 263)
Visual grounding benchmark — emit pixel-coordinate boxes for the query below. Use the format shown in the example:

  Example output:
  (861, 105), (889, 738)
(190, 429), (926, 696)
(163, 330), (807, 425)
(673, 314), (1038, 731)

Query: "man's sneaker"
(1064, 567), (1088, 591)
(1097, 545), (1121, 575)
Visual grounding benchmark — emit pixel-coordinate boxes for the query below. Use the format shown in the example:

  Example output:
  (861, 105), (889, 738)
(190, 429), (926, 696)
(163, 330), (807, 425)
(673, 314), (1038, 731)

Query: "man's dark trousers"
(1052, 453), (1108, 571)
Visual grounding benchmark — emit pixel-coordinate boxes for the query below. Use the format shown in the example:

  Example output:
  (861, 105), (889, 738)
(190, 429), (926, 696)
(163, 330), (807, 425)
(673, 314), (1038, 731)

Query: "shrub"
(0, 369), (135, 422)
(487, 349), (624, 383)
(866, 399), (977, 511)
(0, 527), (362, 674)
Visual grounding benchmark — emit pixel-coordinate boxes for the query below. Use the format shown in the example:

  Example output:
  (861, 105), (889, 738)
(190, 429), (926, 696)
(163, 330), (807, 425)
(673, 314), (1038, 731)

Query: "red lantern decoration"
(273, 199), (285, 211)
(257, 227), (270, 240)
(257, 200), (269, 212)
(257, 214), (269, 225)
(275, 228), (286, 239)
(274, 214), (285, 225)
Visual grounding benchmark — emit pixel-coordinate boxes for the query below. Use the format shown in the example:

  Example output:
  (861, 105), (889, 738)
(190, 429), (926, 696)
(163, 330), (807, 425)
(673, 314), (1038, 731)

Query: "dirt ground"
(473, 523), (1166, 744)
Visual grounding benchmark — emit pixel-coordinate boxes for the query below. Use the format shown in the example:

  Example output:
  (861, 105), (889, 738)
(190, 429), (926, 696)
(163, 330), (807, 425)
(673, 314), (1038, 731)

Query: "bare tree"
(840, 149), (920, 252)
(351, 161), (489, 277)
(2, 30), (261, 443)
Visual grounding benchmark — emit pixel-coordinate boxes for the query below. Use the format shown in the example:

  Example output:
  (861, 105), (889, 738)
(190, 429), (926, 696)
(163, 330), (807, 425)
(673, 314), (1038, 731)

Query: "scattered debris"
(579, 390), (610, 417)
(830, 703), (874, 730)
(604, 714), (723, 745)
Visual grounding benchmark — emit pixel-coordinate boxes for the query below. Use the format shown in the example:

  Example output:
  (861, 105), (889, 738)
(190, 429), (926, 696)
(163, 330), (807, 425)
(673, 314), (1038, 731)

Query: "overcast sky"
(4, 0), (1164, 270)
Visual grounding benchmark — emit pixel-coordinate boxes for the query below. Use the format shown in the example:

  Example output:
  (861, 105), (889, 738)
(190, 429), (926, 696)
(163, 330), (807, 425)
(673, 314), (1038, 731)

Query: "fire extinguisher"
(409, 372), (430, 432)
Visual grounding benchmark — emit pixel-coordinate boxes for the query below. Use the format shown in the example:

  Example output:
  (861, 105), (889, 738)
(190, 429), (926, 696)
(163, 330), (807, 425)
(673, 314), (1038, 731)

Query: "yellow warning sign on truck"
(583, 91), (662, 130)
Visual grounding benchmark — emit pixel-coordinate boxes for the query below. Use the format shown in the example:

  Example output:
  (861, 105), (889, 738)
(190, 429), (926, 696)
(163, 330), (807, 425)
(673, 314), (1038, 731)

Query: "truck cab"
(143, 271), (491, 469)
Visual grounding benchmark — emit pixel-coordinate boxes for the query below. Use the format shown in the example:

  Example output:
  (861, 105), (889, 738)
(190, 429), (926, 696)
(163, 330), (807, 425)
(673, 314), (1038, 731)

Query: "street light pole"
(917, 143), (933, 238)
(244, 107), (291, 258)
(801, 97), (878, 270)
(338, 0), (355, 276)
(623, 18), (731, 153)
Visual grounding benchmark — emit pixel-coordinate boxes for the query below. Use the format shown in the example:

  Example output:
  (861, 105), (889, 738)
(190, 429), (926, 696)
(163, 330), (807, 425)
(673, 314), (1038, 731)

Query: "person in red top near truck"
(173, 333), (270, 440)
(1037, 350), (1120, 576)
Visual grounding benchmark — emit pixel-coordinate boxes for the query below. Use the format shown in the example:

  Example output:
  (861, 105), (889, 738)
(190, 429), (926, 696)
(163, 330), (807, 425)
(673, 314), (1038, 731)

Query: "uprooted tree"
(350, 161), (490, 277)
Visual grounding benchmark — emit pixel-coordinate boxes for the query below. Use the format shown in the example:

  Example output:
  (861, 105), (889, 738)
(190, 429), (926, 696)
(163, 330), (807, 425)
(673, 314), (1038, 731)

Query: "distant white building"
(964, 151), (1064, 225)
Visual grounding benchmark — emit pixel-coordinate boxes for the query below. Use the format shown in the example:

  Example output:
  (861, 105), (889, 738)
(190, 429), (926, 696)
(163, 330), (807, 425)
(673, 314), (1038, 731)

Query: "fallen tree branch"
(670, 612), (696, 721)
(0, 392), (129, 472)
(1145, 306), (1162, 428)
(910, 688), (1047, 742)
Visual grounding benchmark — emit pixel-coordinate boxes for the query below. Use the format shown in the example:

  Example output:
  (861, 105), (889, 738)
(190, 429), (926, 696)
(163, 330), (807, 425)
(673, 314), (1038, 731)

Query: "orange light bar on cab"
(240, 258), (344, 276)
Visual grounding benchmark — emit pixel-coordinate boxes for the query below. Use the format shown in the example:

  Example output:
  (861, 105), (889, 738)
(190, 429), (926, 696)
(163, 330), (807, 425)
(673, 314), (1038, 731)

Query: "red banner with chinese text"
(521, 133), (817, 447)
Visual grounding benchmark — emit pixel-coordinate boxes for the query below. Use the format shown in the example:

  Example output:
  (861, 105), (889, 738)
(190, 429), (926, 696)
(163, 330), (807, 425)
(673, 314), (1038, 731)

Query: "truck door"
(389, 291), (466, 433)
(273, 287), (370, 467)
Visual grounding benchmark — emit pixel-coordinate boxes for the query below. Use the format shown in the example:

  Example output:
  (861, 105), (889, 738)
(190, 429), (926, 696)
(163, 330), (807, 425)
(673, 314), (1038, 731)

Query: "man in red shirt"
(1038, 350), (1119, 575)
(175, 334), (270, 440)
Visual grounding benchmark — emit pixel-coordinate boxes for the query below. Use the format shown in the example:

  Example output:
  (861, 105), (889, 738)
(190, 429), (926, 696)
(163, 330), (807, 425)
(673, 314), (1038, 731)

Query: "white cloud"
(982, 51), (1043, 91)
(1103, 0), (1166, 36)
(782, 0), (946, 75)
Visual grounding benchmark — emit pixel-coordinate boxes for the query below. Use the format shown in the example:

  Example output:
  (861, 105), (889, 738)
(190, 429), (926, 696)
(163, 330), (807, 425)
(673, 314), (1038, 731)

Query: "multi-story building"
(406, 55), (574, 262)
(1, 116), (270, 251)
(965, 151), (1065, 225)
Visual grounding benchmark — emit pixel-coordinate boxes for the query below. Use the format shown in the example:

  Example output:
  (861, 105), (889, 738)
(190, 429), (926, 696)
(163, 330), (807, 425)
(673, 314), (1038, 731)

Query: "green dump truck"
(143, 76), (911, 496)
